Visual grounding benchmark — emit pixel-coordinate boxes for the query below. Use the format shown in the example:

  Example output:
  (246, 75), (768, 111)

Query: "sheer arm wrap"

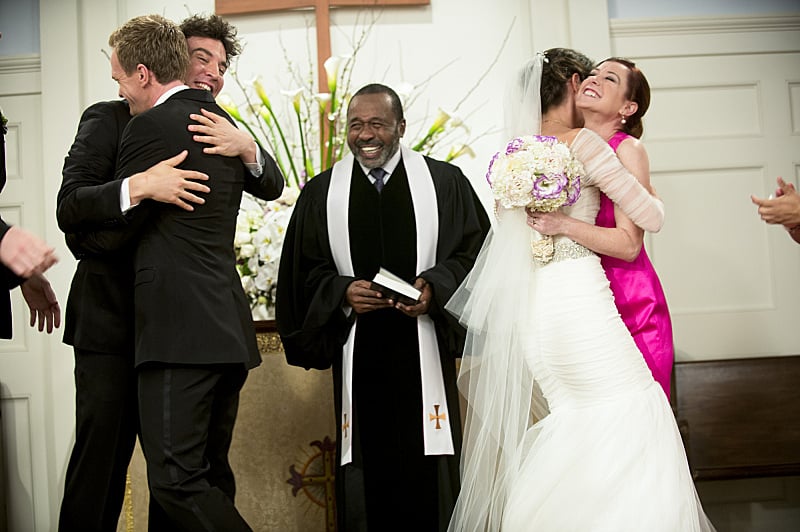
(571, 128), (664, 233)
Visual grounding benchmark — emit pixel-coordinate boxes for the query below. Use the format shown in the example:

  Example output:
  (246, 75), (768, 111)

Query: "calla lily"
(313, 92), (332, 111)
(242, 81), (301, 187)
(322, 57), (348, 168)
(216, 94), (243, 121)
(252, 76), (272, 110)
(447, 113), (470, 133)
(413, 108), (451, 152)
(282, 88), (304, 113)
(257, 106), (272, 126)
(429, 108), (451, 133)
(323, 56), (345, 93)
(282, 88), (311, 179)
(314, 92), (334, 168)
(446, 144), (476, 162)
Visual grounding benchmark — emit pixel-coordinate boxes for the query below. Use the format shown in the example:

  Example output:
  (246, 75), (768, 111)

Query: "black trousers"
(58, 349), (138, 532)
(138, 362), (251, 532)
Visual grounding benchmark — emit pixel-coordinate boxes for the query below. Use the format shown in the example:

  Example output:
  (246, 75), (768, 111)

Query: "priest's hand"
(345, 280), (394, 314)
(396, 278), (432, 318)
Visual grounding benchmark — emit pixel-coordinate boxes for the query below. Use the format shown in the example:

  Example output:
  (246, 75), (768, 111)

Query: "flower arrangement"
(233, 188), (299, 320)
(218, 17), (486, 190)
(486, 135), (583, 262)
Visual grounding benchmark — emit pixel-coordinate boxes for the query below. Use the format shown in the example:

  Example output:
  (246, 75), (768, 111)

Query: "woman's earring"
(620, 113), (627, 125)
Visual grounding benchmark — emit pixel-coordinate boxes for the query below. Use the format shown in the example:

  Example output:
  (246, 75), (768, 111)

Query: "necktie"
(370, 167), (387, 193)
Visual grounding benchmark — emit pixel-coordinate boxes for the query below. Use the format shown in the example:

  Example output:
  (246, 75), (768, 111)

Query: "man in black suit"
(56, 14), (283, 531)
(0, 108), (60, 339)
(100, 14), (279, 530)
(56, 100), (211, 532)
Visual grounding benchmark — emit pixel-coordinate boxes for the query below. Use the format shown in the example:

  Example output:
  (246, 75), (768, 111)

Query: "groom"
(277, 83), (490, 531)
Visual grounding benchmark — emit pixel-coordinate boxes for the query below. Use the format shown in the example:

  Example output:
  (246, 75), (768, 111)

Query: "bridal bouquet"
(486, 135), (583, 262)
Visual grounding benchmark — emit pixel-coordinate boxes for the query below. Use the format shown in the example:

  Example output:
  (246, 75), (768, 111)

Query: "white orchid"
(233, 193), (292, 318)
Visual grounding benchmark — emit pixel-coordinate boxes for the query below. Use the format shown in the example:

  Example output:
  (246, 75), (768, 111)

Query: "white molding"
(610, 14), (800, 37)
(610, 14), (800, 59)
(0, 55), (41, 76)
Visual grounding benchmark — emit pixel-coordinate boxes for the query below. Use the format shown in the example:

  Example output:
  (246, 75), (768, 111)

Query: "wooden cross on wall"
(215, 0), (430, 91)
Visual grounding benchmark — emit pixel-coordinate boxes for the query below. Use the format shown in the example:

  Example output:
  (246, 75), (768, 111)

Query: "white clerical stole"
(327, 145), (455, 465)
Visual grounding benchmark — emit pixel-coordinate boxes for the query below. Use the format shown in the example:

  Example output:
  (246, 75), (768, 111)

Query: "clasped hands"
(345, 278), (432, 318)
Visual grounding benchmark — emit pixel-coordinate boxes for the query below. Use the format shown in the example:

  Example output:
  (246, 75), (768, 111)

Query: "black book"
(370, 267), (421, 305)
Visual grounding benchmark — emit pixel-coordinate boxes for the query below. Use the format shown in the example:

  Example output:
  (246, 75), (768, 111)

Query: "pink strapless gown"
(596, 131), (674, 398)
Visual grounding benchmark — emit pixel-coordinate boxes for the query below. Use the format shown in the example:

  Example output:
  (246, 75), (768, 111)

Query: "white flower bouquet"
(486, 135), (583, 262)
(234, 188), (299, 320)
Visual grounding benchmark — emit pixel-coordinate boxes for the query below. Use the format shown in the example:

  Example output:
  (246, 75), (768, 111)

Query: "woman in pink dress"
(534, 57), (674, 397)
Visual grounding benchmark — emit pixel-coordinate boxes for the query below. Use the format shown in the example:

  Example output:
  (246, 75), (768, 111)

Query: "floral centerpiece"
(486, 135), (583, 263)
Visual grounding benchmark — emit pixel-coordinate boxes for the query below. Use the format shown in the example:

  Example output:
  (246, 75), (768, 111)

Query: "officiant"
(276, 83), (490, 531)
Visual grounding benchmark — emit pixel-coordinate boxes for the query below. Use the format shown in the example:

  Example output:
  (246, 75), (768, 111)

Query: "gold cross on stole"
(428, 403), (446, 430)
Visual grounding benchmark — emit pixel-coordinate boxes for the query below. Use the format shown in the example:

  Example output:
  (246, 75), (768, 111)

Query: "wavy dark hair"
(180, 14), (242, 67)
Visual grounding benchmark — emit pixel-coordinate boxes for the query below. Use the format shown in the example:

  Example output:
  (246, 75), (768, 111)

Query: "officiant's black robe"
(276, 156), (490, 531)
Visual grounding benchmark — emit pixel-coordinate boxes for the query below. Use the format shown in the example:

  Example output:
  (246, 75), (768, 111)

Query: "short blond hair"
(108, 14), (189, 84)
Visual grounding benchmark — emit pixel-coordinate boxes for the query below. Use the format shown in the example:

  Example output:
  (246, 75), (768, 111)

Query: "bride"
(446, 48), (715, 531)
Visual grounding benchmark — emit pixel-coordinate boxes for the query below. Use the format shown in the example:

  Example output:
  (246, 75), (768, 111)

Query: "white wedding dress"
(447, 129), (715, 531)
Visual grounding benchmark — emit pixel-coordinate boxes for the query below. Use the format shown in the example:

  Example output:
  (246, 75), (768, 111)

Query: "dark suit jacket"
(116, 89), (265, 368)
(0, 117), (23, 339)
(57, 100), (135, 353)
(57, 97), (284, 356)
